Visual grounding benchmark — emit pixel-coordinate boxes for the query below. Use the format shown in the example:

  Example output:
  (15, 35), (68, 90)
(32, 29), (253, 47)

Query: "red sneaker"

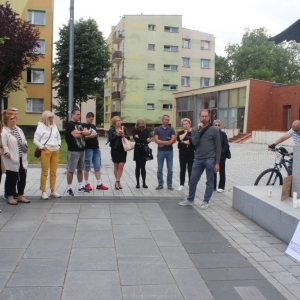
(85, 183), (92, 191)
(97, 184), (108, 190)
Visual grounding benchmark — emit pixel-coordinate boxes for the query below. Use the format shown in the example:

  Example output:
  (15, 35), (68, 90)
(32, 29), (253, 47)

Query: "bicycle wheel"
(254, 168), (283, 186)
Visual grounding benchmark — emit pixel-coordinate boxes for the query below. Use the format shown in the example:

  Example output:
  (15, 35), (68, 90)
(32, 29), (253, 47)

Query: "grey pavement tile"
(243, 233), (264, 241)
(273, 255), (299, 266)
(261, 247), (285, 257)
(206, 279), (286, 300)
(73, 231), (114, 248)
(49, 203), (80, 214)
(264, 236), (284, 244)
(0, 249), (25, 271)
(0, 287), (62, 300)
(68, 248), (117, 271)
(144, 217), (173, 230)
(230, 236), (253, 244)
(190, 252), (251, 269)
(113, 224), (152, 239)
(240, 243), (262, 253)
(249, 251), (273, 262)
(284, 265), (300, 277)
(267, 278), (290, 293)
(176, 231), (227, 244)
(281, 292), (298, 300)
(169, 220), (214, 232)
(0, 231), (35, 248)
(116, 238), (161, 258)
(7, 258), (68, 287)
(160, 246), (195, 269)
(183, 242), (238, 254)
(118, 257), (174, 285)
(271, 271), (300, 285)
(24, 239), (72, 259)
(122, 284), (184, 300)
(0, 272), (11, 291)
(110, 203), (140, 214)
(171, 268), (213, 300)
(62, 271), (122, 300)
(111, 213), (145, 225)
(9, 209), (48, 221)
(79, 207), (110, 218)
(151, 230), (182, 247)
(21, 202), (54, 209)
(80, 203), (109, 209)
(259, 261), (286, 273)
(273, 243), (289, 252)
(284, 284), (300, 298)
(44, 213), (78, 224)
(253, 239), (273, 248)
(1, 219), (43, 232)
(255, 230), (273, 237)
(76, 218), (112, 231)
(237, 248), (251, 258)
(35, 224), (76, 239)
(163, 211), (201, 222)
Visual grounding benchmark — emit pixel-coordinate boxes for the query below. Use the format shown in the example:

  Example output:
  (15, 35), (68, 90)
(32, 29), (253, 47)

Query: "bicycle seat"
(278, 147), (289, 155)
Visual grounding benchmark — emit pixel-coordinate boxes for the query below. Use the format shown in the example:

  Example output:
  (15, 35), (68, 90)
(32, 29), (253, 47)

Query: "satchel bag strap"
(42, 128), (53, 146)
(5, 127), (23, 145)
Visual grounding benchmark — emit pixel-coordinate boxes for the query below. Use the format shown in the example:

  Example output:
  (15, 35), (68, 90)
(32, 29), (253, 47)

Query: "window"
(148, 24), (155, 31)
(163, 64), (178, 71)
(201, 40), (211, 50)
(200, 78), (210, 87)
(163, 84), (178, 90)
(164, 45), (178, 52)
(28, 10), (45, 25)
(147, 103), (154, 110)
(147, 83), (155, 90)
(105, 104), (111, 113)
(33, 40), (45, 54)
(182, 57), (190, 67)
(201, 59), (210, 68)
(182, 39), (190, 48)
(27, 69), (44, 83)
(181, 77), (190, 86)
(164, 26), (179, 33)
(148, 44), (155, 50)
(26, 98), (43, 113)
(147, 63), (155, 70)
(163, 104), (172, 110)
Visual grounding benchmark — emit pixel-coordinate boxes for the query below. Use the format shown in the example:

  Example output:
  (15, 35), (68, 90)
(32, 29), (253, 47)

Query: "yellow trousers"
(40, 149), (59, 192)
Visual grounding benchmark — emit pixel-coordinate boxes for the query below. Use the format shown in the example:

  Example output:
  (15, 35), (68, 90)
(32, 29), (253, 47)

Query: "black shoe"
(167, 185), (174, 191)
(156, 185), (163, 190)
(142, 184), (148, 188)
(136, 184), (140, 188)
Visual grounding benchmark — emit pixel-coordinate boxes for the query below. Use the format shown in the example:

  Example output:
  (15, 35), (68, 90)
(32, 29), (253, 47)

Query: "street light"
(79, 63), (84, 112)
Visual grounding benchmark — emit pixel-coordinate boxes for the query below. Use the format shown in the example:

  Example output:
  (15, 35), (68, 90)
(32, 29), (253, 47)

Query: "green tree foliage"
(53, 18), (111, 120)
(215, 27), (300, 84)
(0, 2), (41, 99)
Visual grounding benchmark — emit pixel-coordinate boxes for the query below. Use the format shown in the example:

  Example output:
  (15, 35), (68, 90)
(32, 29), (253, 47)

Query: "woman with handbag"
(1, 110), (30, 205)
(108, 116), (130, 190)
(177, 118), (194, 191)
(133, 119), (152, 188)
(34, 111), (61, 200)
(213, 120), (229, 193)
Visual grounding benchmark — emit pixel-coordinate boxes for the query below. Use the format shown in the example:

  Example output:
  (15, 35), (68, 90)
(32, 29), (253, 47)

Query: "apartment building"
(0, 0), (53, 133)
(104, 15), (215, 133)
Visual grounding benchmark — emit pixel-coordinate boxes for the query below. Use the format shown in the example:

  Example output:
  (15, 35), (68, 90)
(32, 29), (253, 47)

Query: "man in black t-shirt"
(82, 112), (108, 191)
(65, 108), (91, 196)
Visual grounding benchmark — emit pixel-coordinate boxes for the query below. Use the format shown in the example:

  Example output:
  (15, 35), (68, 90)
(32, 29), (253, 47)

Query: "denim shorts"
(67, 151), (85, 172)
(84, 148), (101, 171)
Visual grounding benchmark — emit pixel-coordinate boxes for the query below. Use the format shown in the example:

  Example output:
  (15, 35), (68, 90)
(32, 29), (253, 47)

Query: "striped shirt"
(288, 129), (300, 145)
(11, 127), (23, 157)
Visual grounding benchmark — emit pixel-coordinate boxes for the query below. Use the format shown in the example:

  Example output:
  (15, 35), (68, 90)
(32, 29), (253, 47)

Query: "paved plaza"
(0, 139), (299, 299)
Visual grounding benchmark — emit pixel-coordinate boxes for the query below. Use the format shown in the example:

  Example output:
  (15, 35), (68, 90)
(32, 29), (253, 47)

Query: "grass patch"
(26, 138), (68, 164)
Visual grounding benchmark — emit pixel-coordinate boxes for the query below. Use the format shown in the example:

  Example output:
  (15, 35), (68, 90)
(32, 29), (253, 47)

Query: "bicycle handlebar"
(270, 146), (292, 157)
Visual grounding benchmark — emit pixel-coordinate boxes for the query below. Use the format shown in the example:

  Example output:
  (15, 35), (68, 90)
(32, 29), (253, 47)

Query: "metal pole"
(67, 0), (74, 121)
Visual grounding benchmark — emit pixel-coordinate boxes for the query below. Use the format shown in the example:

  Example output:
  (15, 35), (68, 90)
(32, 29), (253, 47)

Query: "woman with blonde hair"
(34, 110), (61, 199)
(176, 118), (194, 191)
(133, 119), (151, 188)
(108, 116), (130, 189)
(1, 110), (30, 205)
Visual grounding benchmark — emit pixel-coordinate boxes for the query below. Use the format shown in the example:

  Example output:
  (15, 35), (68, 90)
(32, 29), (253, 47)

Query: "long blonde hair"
(41, 110), (55, 127)
(135, 118), (146, 129)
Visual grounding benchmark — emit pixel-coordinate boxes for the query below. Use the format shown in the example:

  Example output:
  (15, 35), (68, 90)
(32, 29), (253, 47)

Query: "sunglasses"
(138, 126), (145, 129)
(214, 124), (221, 127)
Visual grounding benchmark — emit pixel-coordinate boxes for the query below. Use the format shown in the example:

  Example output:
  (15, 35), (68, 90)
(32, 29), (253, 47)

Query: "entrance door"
(237, 108), (245, 132)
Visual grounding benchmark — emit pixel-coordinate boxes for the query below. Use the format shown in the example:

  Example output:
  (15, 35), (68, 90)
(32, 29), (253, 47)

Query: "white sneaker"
(217, 189), (224, 193)
(41, 192), (49, 200)
(177, 185), (184, 191)
(50, 191), (61, 198)
(179, 200), (194, 206)
(200, 201), (209, 209)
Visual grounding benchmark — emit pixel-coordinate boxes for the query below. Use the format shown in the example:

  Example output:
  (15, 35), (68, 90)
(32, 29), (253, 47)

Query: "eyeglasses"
(138, 126), (145, 129)
(214, 124), (221, 127)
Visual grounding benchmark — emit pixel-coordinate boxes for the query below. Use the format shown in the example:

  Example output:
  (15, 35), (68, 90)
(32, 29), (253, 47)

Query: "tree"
(215, 27), (300, 84)
(53, 18), (111, 120)
(0, 2), (41, 99)
(215, 54), (233, 85)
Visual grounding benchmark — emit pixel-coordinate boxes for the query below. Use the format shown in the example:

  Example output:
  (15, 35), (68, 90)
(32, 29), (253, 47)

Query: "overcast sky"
(54, 0), (300, 56)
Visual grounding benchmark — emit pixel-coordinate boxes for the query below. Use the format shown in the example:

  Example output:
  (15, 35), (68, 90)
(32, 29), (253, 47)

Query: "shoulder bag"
(34, 128), (52, 158)
(142, 145), (153, 161)
(6, 128), (28, 153)
(121, 126), (134, 151)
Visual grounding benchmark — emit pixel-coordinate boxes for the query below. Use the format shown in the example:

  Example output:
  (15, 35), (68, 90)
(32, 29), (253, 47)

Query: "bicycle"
(254, 147), (293, 186)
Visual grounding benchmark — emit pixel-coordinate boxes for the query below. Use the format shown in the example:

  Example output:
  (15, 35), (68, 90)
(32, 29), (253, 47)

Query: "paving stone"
(273, 256), (299, 266)
(0, 272), (11, 291)
(49, 203), (80, 214)
(79, 207), (111, 218)
(144, 217), (173, 230)
(1, 219), (43, 232)
(249, 251), (273, 262)
(271, 271), (300, 285)
(0, 231), (35, 248)
(73, 231), (114, 248)
(183, 242), (238, 254)
(0, 249), (25, 271)
(110, 203), (140, 214)
(240, 243), (262, 253)
(261, 247), (285, 257)
(284, 284), (300, 298)
(44, 213), (78, 224)
(35, 224), (76, 240)
(160, 246), (195, 269)
(118, 257), (174, 285)
(176, 231), (227, 244)
(116, 238), (161, 258)
(62, 271), (122, 300)
(76, 218), (112, 231)
(151, 230), (182, 247)
(260, 261), (286, 273)
(10, 208), (49, 220)
(0, 287), (62, 300)
(113, 224), (152, 239)
(168, 220), (215, 232)
(111, 213), (145, 225)
(284, 265), (300, 277)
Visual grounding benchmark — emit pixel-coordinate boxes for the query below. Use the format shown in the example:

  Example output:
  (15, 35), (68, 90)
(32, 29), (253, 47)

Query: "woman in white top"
(34, 111), (61, 200)
(1, 110), (30, 205)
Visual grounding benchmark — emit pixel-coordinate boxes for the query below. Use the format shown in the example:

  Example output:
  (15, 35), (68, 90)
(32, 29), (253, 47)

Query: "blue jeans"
(84, 148), (101, 171)
(157, 150), (173, 186)
(187, 158), (215, 203)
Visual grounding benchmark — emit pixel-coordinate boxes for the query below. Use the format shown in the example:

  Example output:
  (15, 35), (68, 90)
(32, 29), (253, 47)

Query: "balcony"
(112, 51), (123, 63)
(112, 75), (122, 82)
(112, 91), (121, 100)
(113, 32), (123, 44)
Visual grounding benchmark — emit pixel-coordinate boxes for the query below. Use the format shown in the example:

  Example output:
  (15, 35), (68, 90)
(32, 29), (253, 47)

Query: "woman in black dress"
(133, 119), (151, 188)
(108, 116), (130, 190)
(177, 118), (194, 191)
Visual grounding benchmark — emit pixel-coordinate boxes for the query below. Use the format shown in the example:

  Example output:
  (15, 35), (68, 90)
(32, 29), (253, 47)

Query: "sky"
(53, 0), (300, 56)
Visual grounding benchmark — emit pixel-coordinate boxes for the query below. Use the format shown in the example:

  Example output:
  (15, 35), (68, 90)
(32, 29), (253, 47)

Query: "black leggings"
(135, 159), (146, 184)
(179, 152), (194, 185)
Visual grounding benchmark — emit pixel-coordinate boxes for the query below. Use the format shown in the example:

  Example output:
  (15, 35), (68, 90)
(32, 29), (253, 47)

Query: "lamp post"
(79, 63), (84, 112)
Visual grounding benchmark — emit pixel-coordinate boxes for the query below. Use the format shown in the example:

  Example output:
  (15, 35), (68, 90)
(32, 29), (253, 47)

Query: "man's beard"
(202, 119), (208, 125)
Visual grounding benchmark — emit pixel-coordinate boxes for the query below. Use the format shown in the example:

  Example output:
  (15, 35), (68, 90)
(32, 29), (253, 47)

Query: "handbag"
(34, 128), (52, 158)
(7, 128), (28, 153)
(142, 145), (153, 161)
(122, 137), (134, 151)
(225, 148), (231, 159)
